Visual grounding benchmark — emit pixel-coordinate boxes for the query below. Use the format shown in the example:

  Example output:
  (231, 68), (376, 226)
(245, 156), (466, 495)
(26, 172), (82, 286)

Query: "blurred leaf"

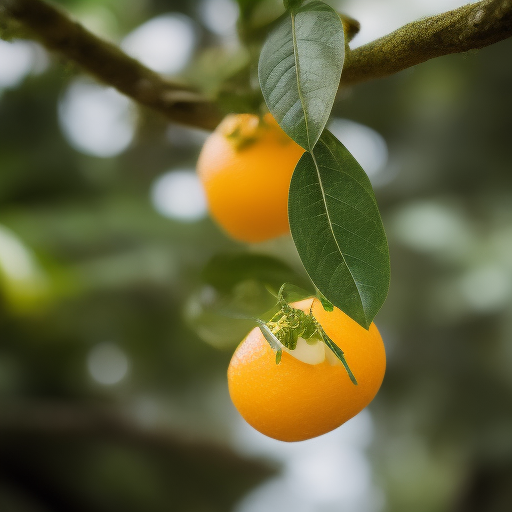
(258, 0), (344, 151)
(288, 130), (390, 329)
(0, 225), (52, 314)
(0, 9), (29, 41)
(185, 46), (251, 97)
(185, 281), (275, 349)
(236, 0), (285, 46)
(248, 0), (285, 29)
(278, 282), (312, 303)
(235, 0), (266, 14)
(202, 252), (310, 294)
(185, 297), (256, 349)
(189, 253), (312, 349)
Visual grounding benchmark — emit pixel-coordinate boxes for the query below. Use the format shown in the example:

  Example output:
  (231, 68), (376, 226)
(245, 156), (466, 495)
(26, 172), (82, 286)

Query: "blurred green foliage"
(0, 0), (512, 511)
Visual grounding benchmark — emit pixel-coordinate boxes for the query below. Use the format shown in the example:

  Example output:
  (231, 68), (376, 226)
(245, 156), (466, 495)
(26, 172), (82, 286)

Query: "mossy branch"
(2, 0), (512, 130)
(341, 0), (512, 86)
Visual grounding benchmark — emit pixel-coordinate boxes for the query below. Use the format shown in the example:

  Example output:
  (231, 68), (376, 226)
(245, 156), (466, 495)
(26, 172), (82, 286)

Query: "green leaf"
(319, 326), (358, 385)
(189, 253), (313, 349)
(256, 319), (282, 352)
(184, 285), (259, 350)
(202, 252), (310, 293)
(288, 130), (390, 329)
(258, 0), (344, 151)
(316, 289), (334, 311)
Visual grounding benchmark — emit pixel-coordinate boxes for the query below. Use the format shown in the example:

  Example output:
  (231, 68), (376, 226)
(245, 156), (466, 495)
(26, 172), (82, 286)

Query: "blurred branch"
(0, 401), (276, 511)
(0, 0), (223, 130)
(341, 0), (512, 86)
(339, 13), (360, 43)
(1, 0), (512, 129)
(0, 401), (272, 473)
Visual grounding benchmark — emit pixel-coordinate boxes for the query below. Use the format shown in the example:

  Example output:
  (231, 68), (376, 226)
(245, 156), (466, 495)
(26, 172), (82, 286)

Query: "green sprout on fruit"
(257, 284), (357, 385)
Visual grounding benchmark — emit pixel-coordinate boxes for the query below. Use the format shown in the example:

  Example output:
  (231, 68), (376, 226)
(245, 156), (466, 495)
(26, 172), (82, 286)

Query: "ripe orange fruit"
(197, 113), (305, 243)
(227, 298), (386, 442)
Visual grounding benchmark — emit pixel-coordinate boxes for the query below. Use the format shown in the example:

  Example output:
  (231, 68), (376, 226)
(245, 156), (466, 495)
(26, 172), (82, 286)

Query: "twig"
(1, 0), (512, 129)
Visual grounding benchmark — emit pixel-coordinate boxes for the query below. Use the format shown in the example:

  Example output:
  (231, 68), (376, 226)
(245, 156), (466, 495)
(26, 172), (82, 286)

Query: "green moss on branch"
(341, 0), (512, 85)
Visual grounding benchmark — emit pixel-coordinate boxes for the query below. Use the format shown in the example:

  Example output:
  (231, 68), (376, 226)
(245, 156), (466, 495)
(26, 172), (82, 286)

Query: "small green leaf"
(275, 349), (282, 364)
(288, 130), (390, 329)
(316, 289), (334, 311)
(256, 319), (282, 352)
(258, 0), (344, 151)
(184, 287), (256, 350)
(320, 328), (358, 385)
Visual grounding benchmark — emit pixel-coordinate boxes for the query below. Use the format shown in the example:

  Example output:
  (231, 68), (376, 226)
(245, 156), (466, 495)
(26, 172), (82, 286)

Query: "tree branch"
(2, 0), (512, 130)
(341, 0), (512, 86)
(0, 401), (274, 475)
(0, 401), (276, 511)
(0, 0), (224, 130)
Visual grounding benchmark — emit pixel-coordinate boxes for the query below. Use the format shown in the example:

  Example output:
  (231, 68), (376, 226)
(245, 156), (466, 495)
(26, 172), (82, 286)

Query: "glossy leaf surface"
(288, 130), (390, 329)
(258, 0), (344, 151)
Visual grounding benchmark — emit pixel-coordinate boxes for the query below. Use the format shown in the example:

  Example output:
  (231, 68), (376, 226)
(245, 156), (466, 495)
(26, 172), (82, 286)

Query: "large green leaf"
(288, 130), (390, 329)
(258, 0), (344, 151)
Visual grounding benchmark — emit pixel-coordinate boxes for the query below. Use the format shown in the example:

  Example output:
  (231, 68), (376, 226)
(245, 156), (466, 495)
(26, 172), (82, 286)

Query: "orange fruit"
(227, 298), (386, 442)
(197, 113), (305, 243)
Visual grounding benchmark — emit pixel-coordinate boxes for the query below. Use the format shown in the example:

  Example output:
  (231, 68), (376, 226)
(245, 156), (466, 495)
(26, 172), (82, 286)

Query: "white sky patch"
(329, 118), (389, 185)
(233, 410), (384, 512)
(199, 0), (239, 36)
(0, 39), (48, 89)
(58, 79), (135, 157)
(87, 342), (130, 386)
(151, 170), (207, 222)
(121, 14), (197, 75)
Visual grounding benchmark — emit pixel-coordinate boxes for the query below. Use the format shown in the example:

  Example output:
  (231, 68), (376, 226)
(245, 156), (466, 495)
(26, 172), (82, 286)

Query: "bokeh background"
(1, 0), (512, 511)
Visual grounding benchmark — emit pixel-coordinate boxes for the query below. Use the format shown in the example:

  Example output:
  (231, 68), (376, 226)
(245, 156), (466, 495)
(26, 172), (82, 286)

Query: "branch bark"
(0, 0), (224, 130)
(0, 401), (276, 511)
(341, 0), (512, 86)
(2, 0), (512, 130)
(0, 401), (273, 474)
